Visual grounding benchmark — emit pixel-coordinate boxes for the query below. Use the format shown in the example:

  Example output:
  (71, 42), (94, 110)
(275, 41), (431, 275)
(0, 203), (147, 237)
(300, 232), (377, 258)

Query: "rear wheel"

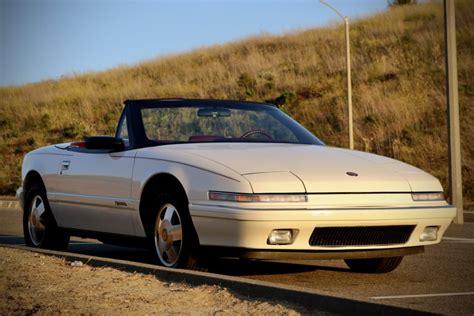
(23, 183), (70, 250)
(344, 256), (403, 273)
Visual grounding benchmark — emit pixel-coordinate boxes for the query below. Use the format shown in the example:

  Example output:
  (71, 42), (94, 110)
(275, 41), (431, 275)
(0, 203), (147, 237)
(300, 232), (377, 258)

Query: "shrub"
(273, 91), (297, 106)
(62, 123), (86, 139)
(237, 73), (257, 97)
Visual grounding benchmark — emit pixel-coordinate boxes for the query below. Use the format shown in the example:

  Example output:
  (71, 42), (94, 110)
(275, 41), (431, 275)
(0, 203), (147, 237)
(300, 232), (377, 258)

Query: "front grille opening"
(309, 225), (415, 247)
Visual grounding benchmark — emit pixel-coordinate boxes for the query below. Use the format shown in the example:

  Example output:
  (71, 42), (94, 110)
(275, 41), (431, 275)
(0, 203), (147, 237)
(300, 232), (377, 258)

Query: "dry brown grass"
(0, 0), (472, 203)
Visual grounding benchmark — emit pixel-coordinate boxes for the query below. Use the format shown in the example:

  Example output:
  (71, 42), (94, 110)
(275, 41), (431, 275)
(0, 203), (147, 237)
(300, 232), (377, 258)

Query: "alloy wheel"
(28, 195), (46, 246)
(154, 203), (183, 267)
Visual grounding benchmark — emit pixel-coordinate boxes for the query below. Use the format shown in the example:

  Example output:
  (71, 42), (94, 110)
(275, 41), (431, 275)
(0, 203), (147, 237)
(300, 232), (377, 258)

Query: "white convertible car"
(18, 99), (455, 272)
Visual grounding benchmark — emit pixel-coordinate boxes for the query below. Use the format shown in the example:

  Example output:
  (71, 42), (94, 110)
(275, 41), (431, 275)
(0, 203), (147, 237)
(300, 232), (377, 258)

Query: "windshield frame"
(125, 99), (324, 149)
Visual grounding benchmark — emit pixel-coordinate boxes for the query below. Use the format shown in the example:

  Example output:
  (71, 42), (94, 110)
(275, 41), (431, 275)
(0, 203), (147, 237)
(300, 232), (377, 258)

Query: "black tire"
(344, 256), (403, 273)
(144, 191), (203, 270)
(23, 182), (70, 250)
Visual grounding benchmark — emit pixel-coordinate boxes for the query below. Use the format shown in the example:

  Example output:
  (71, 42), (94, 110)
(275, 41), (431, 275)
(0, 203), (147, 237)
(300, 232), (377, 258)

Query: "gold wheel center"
(161, 229), (168, 241)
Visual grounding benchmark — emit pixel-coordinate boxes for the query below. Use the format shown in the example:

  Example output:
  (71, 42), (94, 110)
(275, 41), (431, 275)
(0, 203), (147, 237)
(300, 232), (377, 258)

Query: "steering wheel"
(240, 129), (273, 140)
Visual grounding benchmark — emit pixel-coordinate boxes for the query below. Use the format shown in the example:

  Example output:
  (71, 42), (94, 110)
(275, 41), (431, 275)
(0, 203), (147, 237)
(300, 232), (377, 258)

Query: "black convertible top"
(123, 98), (277, 108)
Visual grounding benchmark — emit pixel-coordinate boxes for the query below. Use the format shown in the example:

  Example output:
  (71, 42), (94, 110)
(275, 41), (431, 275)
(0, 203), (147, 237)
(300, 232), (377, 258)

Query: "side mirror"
(84, 136), (125, 152)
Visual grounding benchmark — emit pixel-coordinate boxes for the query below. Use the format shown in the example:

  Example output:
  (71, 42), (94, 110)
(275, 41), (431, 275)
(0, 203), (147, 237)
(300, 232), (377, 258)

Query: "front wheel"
(148, 194), (202, 269)
(154, 203), (186, 267)
(23, 184), (70, 250)
(344, 256), (403, 273)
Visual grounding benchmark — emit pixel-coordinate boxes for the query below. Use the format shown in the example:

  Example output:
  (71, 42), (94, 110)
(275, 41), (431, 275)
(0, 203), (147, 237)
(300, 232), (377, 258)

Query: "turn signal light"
(209, 191), (307, 203)
(412, 192), (445, 201)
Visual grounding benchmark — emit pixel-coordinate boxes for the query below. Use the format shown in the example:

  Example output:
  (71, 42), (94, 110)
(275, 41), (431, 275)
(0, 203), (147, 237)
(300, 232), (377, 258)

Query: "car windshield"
(139, 102), (323, 145)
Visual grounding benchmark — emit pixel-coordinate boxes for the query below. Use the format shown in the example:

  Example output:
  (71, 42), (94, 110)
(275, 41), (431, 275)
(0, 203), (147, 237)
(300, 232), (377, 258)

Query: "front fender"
(132, 156), (253, 206)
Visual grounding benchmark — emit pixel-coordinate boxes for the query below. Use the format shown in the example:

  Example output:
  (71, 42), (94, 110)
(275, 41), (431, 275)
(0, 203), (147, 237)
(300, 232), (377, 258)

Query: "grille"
(309, 225), (415, 247)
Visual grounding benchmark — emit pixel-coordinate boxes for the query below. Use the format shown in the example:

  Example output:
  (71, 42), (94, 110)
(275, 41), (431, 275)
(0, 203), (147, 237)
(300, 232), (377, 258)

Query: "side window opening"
(117, 115), (130, 147)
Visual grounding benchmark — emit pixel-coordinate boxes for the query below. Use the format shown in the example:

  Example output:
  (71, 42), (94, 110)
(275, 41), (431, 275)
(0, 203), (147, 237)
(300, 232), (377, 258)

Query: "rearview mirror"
(197, 107), (231, 118)
(84, 136), (125, 152)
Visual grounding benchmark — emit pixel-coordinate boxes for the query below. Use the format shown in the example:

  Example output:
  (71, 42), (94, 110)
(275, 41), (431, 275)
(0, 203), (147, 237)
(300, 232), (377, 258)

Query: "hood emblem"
(346, 171), (358, 177)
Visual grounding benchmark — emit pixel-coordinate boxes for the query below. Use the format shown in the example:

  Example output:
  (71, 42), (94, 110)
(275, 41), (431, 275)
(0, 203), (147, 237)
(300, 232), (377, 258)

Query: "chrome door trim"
(48, 192), (138, 211)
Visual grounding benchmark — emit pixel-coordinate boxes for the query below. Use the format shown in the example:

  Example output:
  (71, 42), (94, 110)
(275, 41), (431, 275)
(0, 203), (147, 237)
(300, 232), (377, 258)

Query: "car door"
(49, 111), (137, 235)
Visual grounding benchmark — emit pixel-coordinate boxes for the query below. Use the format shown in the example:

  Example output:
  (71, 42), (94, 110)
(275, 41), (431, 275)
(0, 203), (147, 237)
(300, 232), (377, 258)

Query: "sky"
(0, 0), (389, 87)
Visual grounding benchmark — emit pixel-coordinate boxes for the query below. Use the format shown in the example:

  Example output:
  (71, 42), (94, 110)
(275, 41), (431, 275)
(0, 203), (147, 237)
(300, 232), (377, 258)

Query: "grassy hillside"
(0, 1), (473, 203)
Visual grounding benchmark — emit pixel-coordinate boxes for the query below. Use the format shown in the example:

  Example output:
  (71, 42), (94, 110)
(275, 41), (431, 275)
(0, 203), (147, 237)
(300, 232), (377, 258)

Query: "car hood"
(164, 143), (443, 193)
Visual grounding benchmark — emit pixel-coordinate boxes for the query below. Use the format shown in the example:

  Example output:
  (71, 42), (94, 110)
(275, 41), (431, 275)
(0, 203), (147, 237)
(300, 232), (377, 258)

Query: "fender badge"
(346, 171), (358, 177)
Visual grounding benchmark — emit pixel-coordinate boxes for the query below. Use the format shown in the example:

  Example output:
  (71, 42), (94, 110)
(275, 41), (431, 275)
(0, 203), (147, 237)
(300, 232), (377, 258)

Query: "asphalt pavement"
(1, 206), (473, 315)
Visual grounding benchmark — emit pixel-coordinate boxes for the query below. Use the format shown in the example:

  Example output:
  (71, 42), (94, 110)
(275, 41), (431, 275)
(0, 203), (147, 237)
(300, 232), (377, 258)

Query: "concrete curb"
(1, 244), (435, 315)
(0, 200), (19, 209)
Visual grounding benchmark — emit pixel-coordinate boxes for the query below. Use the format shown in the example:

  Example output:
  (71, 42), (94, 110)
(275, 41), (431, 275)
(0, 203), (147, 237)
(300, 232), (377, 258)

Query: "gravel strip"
(0, 247), (311, 315)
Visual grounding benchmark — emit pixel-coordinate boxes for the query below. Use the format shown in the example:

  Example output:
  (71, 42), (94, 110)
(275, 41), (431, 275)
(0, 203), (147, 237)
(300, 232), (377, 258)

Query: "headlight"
(411, 192), (445, 201)
(208, 191), (307, 203)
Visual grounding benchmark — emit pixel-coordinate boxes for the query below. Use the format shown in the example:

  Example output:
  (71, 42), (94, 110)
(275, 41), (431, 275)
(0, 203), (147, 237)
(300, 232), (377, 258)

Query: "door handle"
(59, 160), (70, 175)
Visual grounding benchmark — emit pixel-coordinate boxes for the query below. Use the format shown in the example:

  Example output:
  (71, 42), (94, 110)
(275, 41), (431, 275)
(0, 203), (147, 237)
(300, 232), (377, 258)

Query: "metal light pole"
(320, 0), (354, 150)
(444, 0), (463, 223)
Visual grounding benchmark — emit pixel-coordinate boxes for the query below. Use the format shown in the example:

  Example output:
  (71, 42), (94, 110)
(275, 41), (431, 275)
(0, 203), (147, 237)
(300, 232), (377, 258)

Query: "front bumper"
(200, 245), (425, 260)
(189, 203), (456, 256)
